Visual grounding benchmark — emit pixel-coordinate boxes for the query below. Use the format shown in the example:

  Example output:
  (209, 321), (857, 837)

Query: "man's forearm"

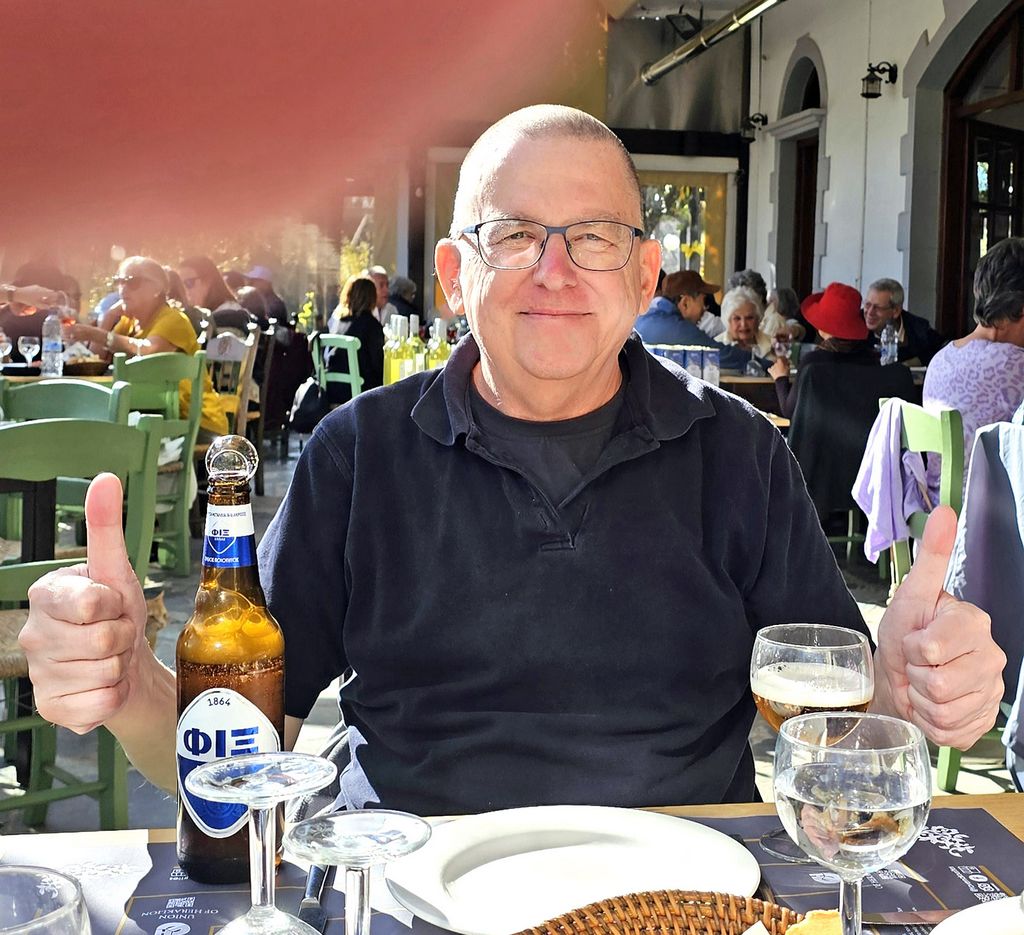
(106, 654), (179, 793)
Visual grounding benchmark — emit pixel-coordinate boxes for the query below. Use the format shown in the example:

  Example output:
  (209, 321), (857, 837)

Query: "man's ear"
(435, 239), (463, 314)
(637, 238), (662, 310)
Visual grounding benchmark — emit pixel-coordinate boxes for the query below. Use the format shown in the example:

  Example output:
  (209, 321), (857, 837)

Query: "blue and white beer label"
(176, 689), (280, 837)
(202, 504), (256, 568)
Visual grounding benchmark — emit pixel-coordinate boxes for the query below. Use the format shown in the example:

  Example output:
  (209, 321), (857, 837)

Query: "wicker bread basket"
(515, 890), (805, 935)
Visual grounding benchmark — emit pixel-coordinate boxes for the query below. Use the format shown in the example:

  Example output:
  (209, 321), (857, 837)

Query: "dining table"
(1, 792), (1020, 934)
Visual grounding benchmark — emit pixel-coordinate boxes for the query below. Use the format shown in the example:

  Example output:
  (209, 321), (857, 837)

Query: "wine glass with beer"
(751, 623), (874, 859)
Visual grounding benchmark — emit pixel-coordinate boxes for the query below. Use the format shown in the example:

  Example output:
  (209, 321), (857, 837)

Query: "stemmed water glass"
(18, 335), (40, 366)
(184, 751), (338, 934)
(774, 712), (931, 935)
(0, 865), (91, 933)
(751, 624), (874, 860)
(0, 329), (11, 363)
(285, 809), (433, 935)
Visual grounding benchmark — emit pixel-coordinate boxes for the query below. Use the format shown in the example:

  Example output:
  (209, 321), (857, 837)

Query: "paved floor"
(0, 438), (1013, 835)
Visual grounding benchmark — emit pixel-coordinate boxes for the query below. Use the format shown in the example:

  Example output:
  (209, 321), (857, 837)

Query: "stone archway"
(769, 38), (829, 297)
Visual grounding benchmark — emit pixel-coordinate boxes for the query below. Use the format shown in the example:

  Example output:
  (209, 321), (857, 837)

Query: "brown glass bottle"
(175, 453), (285, 884)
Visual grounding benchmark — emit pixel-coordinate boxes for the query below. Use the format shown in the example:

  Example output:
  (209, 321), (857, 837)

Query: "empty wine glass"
(751, 624), (874, 860)
(0, 865), (91, 933)
(18, 335), (40, 366)
(774, 712), (932, 935)
(0, 329), (11, 362)
(184, 751), (338, 934)
(285, 809), (432, 935)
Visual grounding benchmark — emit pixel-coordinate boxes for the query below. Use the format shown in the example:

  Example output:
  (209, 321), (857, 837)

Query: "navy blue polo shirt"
(259, 333), (866, 814)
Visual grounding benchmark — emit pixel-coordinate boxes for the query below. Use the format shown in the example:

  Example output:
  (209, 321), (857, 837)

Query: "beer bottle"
(175, 436), (285, 883)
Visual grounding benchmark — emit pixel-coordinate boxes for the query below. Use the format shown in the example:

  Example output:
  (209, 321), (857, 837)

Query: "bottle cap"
(206, 434), (259, 483)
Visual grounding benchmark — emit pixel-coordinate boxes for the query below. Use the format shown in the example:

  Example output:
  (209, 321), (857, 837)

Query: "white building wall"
(745, 0), (992, 315)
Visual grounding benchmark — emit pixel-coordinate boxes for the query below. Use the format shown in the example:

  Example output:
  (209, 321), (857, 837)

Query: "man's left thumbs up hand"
(873, 505), (1006, 750)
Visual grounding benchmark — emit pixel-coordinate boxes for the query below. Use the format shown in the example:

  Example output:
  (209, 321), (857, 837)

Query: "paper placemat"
(702, 807), (1024, 935)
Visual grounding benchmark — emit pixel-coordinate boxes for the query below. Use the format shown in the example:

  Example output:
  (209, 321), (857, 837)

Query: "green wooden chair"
(887, 400), (966, 791)
(0, 377), (132, 423)
(205, 330), (258, 435)
(315, 333), (363, 404)
(113, 351), (205, 577)
(0, 415), (162, 829)
(0, 379), (134, 541)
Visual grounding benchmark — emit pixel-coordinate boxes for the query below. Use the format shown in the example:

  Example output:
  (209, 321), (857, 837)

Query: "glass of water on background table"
(774, 712), (931, 935)
(751, 623), (874, 860)
(17, 335), (39, 366)
(0, 866), (91, 933)
(184, 751), (337, 934)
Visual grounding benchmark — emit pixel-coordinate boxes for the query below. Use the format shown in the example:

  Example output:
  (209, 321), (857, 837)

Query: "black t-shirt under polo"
(467, 379), (626, 507)
(259, 334), (867, 815)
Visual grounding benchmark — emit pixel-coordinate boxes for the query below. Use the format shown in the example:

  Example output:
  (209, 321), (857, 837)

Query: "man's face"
(439, 135), (659, 386)
(726, 302), (759, 346)
(676, 293), (704, 323)
(371, 273), (389, 308)
(863, 288), (900, 332)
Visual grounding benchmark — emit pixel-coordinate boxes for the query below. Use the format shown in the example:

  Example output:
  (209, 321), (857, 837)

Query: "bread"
(785, 909), (841, 934)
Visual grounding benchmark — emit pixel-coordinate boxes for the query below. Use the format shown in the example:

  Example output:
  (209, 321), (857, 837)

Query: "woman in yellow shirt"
(67, 255), (228, 440)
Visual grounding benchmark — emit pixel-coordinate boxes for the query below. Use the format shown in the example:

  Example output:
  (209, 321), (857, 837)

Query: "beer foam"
(751, 662), (872, 707)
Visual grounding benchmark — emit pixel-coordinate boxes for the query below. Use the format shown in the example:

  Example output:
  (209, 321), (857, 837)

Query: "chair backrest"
(112, 351), (204, 425)
(789, 362), (917, 516)
(0, 416), (163, 592)
(0, 378), (132, 423)
(111, 352), (205, 508)
(205, 331), (258, 433)
(316, 333), (363, 399)
(888, 400), (965, 583)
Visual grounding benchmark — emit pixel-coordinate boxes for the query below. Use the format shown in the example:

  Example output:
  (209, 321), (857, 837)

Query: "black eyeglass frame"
(460, 219), (646, 271)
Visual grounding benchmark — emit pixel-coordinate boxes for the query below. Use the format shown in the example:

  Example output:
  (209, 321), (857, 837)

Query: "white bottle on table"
(41, 311), (63, 378)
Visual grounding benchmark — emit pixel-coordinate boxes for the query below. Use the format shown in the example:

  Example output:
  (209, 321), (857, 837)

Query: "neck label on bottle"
(203, 504), (256, 568)
(176, 688), (280, 838)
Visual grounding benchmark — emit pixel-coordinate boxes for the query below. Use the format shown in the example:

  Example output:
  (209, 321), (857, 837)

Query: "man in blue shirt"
(636, 269), (750, 371)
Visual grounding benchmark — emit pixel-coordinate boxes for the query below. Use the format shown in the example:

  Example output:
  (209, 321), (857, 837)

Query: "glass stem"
(248, 805), (276, 911)
(345, 867), (371, 935)
(839, 878), (861, 935)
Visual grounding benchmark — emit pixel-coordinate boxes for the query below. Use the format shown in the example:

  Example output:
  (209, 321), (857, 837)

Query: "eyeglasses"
(182, 277), (201, 289)
(112, 276), (149, 291)
(863, 303), (895, 313)
(460, 219), (645, 271)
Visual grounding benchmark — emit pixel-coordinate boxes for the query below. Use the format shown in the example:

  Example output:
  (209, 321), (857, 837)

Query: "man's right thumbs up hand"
(20, 473), (151, 734)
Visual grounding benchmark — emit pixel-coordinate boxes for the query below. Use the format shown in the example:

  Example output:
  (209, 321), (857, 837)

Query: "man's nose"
(533, 233), (578, 288)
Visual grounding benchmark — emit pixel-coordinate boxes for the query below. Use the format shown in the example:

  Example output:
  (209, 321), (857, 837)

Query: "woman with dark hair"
(325, 275), (384, 404)
(178, 255), (247, 334)
(165, 266), (206, 337)
(923, 236), (1024, 493)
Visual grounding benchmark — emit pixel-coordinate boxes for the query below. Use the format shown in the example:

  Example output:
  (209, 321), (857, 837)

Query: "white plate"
(384, 805), (760, 935)
(932, 896), (1024, 934)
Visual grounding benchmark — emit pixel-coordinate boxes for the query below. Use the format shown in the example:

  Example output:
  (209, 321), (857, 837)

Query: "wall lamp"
(861, 61), (898, 99)
(740, 113), (769, 141)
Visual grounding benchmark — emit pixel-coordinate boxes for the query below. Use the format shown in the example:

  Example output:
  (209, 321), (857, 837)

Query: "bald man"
(22, 106), (1005, 816)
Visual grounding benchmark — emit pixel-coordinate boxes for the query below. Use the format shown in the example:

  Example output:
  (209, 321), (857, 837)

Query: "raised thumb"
(85, 473), (135, 589)
(895, 504), (958, 613)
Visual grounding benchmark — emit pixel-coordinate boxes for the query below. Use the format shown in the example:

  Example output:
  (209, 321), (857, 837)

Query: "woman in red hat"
(769, 281), (877, 418)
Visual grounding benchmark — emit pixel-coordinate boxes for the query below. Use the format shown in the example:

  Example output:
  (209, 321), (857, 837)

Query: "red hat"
(802, 282), (869, 340)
